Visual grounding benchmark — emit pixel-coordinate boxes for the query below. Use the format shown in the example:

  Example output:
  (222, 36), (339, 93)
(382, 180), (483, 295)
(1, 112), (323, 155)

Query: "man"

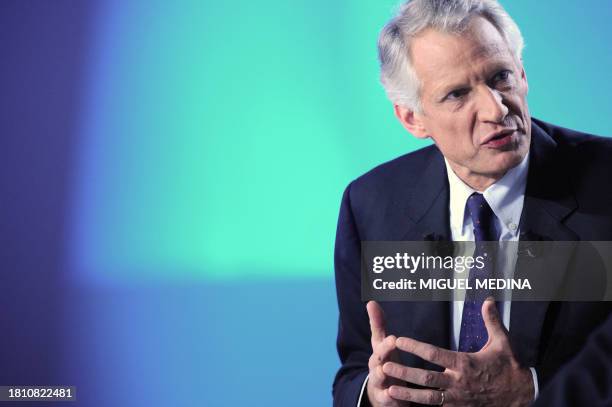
(333, 1), (612, 406)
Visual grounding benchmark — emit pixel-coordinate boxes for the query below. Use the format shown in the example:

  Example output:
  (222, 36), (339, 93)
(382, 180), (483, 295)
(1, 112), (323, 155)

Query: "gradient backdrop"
(2, 1), (611, 406)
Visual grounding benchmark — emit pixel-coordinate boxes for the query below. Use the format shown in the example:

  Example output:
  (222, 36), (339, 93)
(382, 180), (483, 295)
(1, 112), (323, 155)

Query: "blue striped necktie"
(458, 192), (499, 353)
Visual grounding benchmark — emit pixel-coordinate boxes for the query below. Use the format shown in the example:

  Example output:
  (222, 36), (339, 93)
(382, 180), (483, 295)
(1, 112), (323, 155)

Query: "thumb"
(481, 298), (508, 341)
(366, 301), (387, 347)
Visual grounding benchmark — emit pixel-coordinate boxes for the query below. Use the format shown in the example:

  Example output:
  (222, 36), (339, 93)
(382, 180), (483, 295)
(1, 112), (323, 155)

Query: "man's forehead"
(411, 17), (511, 63)
(410, 25), (514, 90)
(470, 42), (508, 60)
(413, 29), (509, 62)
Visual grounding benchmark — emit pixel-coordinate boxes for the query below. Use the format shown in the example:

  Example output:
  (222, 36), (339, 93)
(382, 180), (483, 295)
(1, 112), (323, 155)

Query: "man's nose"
(476, 86), (508, 123)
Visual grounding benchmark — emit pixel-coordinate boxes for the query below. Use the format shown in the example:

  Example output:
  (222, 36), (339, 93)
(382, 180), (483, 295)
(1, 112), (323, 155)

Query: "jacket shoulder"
(534, 118), (612, 214)
(534, 118), (612, 156)
(347, 144), (440, 197)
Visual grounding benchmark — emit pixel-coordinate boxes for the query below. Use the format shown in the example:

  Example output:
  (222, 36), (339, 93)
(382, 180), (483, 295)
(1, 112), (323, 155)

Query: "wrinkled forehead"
(411, 17), (511, 62)
(470, 41), (508, 60)
(410, 18), (516, 87)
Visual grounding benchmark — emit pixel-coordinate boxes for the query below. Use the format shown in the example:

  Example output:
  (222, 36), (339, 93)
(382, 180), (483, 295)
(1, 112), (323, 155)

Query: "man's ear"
(394, 104), (429, 139)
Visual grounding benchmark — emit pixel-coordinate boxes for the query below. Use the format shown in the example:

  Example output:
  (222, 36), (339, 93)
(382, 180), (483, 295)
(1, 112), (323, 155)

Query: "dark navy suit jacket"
(533, 314), (612, 407)
(333, 118), (612, 406)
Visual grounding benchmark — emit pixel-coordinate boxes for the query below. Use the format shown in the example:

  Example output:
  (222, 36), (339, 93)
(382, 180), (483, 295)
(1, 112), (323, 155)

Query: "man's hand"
(382, 300), (534, 406)
(366, 301), (409, 407)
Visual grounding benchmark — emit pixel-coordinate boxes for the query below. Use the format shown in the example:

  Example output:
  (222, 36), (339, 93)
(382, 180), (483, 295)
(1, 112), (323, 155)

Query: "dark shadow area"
(0, 0), (96, 398)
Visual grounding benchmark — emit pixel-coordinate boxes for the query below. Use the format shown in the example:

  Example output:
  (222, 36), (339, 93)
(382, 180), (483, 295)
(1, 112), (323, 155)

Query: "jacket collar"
(518, 119), (578, 241)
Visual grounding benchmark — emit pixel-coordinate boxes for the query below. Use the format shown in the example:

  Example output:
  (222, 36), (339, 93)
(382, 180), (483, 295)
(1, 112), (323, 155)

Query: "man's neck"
(446, 162), (505, 192)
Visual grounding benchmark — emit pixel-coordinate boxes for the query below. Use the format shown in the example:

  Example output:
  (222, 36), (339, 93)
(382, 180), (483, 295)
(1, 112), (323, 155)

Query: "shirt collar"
(445, 153), (529, 237)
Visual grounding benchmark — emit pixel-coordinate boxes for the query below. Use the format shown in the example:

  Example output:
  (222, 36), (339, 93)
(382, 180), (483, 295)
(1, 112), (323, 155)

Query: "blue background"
(2, 1), (611, 405)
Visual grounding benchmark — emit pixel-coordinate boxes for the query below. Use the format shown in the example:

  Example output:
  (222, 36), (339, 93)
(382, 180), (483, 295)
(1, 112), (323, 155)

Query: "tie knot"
(466, 193), (498, 241)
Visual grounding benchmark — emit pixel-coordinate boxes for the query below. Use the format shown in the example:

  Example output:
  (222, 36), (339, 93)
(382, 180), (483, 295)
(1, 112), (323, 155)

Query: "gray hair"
(378, 0), (524, 112)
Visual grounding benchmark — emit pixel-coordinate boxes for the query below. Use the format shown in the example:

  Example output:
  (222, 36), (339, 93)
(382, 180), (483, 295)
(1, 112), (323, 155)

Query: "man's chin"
(482, 152), (525, 176)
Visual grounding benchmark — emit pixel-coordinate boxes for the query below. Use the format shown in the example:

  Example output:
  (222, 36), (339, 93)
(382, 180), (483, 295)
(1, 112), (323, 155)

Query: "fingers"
(382, 362), (451, 388)
(367, 301), (387, 347)
(367, 334), (402, 406)
(481, 298), (508, 339)
(368, 335), (397, 386)
(368, 385), (401, 407)
(369, 364), (387, 390)
(388, 385), (445, 405)
(396, 337), (458, 369)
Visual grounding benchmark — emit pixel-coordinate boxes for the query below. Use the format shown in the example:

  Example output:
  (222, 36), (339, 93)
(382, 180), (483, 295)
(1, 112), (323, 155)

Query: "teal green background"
(62, 1), (612, 405)
(70, 1), (612, 281)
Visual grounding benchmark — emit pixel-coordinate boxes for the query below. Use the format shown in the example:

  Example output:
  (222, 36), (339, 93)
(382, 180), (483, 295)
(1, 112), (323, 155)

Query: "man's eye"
(446, 88), (469, 100)
(492, 70), (512, 83)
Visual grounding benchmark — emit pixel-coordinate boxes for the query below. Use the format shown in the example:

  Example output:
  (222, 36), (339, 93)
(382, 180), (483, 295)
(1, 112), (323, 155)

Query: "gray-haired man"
(333, 1), (612, 406)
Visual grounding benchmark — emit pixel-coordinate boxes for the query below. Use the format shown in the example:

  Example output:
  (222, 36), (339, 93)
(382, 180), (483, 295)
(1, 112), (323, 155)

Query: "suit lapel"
(510, 121), (579, 365)
(399, 147), (452, 242)
(395, 147), (452, 354)
(518, 121), (578, 241)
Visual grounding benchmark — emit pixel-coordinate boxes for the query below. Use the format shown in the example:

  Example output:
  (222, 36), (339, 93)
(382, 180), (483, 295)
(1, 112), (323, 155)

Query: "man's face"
(406, 16), (530, 182)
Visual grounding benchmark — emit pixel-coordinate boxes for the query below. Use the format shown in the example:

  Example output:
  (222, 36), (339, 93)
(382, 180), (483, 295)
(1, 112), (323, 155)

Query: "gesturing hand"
(365, 301), (409, 407)
(382, 300), (534, 406)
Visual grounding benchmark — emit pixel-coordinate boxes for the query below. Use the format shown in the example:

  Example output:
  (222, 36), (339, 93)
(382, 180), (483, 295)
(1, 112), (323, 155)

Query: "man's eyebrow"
(437, 81), (470, 97)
